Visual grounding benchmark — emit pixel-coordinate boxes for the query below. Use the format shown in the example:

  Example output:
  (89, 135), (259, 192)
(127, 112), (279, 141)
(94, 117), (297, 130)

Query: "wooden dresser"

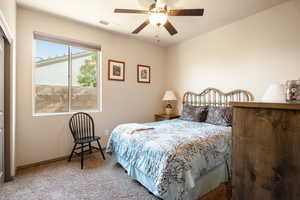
(231, 102), (300, 200)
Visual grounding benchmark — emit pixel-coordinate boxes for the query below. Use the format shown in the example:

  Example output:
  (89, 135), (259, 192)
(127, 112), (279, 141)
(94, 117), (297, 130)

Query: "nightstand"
(154, 113), (180, 122)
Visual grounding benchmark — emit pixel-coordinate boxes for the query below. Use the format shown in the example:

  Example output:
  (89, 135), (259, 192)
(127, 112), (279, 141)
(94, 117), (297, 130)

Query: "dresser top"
(230, 102), (300, 111)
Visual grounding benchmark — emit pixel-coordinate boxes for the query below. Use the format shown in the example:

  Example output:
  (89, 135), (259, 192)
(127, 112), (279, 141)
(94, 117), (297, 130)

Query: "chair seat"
(75, 136), (100, 144)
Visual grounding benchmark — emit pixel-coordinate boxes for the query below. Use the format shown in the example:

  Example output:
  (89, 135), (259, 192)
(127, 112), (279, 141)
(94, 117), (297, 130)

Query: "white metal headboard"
(183, 88), (254, 107)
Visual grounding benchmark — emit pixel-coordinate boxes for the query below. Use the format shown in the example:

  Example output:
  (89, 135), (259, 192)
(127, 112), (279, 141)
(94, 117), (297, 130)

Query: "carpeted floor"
(0, 153), (230, 200)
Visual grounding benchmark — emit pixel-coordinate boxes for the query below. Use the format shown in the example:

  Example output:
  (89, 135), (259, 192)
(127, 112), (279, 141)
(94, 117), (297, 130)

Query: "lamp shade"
(162, 90), (177, 101)
(262, 84), (285, 103)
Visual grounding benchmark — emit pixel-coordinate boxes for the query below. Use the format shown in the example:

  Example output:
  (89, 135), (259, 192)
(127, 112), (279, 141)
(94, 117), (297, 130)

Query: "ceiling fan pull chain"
(155, 25), (161, 43)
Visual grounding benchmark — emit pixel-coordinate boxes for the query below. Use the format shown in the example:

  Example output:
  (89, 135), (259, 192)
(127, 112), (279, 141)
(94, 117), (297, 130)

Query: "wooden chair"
(68, 112), (105, 169)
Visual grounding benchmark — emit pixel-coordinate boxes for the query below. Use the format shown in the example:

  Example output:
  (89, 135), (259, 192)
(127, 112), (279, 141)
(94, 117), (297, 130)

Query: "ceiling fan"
(114, 0), (204, 36)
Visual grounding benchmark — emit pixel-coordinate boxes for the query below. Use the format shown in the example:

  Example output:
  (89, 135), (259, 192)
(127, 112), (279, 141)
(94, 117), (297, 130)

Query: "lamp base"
(165, 108), (173, 115)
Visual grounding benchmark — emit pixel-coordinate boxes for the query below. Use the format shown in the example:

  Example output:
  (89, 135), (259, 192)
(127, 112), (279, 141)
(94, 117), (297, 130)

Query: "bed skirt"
(116, 155), (229, 200)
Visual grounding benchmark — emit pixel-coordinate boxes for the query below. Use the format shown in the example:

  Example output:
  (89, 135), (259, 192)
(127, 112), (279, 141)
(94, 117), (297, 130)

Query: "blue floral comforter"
(106, 119), (231, 199)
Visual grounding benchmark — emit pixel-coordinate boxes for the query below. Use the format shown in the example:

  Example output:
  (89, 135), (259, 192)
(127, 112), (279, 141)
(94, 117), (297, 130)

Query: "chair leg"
(89, 142), (92, 154)
(96, 139), (106, 160)
(81, 144), (84, 169)
(68, 143), (77, 162)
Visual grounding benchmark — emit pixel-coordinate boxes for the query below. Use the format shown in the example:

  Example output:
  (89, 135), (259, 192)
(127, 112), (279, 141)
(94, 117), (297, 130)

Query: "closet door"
(0, 35), (4, 183)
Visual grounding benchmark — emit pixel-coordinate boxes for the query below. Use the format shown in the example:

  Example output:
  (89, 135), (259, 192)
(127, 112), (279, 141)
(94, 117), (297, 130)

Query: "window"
(33, 33), (101, 115)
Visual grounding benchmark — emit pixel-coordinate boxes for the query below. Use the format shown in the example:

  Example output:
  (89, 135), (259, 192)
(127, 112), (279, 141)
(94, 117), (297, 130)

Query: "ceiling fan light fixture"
(149, 12), (168, 26)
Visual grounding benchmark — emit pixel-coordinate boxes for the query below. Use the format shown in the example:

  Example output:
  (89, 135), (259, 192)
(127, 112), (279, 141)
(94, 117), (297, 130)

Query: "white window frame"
(32, 32), (102, 116)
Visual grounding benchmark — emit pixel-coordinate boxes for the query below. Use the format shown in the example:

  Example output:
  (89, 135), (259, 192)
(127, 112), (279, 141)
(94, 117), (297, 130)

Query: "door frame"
(4, 39), (12, 181)
(0, 32), (4, 183)
(0, 10), (15, 181)
(0, 11), (13, 44)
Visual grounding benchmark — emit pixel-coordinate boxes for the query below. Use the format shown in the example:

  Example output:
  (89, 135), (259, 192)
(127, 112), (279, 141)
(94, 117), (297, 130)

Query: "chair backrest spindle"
(69, 112), (95, 141)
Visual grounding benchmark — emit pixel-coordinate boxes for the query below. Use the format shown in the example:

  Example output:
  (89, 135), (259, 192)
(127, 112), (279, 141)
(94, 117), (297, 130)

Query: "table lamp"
(162, 90), (177, 115)
(262, 84), (285, 103)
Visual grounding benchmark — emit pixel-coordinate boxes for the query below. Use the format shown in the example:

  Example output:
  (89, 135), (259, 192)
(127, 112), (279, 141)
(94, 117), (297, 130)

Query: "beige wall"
(0, 0), (16, 176)
(16, 7), (166, 167)
(166, 0), (300, 105)
(16, 0), (300, 167)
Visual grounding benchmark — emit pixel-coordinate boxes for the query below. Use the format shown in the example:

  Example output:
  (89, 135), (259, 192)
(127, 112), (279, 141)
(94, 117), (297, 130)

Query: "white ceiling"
(17, 0), (289, 47)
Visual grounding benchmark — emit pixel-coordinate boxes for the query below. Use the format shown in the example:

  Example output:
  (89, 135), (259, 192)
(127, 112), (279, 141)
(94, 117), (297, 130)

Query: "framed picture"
(286, 80), (300, 102)
(108, 59), (125, 81)
(137, 64), (151, 83)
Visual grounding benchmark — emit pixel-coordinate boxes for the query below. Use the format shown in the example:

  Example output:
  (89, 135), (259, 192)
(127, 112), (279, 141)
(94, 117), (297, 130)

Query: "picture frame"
(108, 59), (125, 81)
(286, 80), (300, 102)
(137, 64), (151, 83)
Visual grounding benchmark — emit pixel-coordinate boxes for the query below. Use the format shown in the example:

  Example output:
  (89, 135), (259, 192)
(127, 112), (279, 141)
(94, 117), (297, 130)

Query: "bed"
(106, 88), (253, 200)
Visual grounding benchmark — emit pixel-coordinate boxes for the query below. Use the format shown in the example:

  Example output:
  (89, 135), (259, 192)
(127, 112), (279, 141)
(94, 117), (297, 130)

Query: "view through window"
(34, 36), (100, 114)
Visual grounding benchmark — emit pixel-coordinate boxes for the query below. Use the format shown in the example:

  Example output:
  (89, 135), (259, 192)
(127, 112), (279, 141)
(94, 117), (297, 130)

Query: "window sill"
(32, 109), (101, 117)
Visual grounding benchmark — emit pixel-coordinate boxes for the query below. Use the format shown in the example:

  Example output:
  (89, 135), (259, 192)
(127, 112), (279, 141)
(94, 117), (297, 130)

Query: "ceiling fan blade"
(168, 9), (204, 16)
(164, 21), (178, 36)
(149, 3), (156, 10)
(132, 20), (150, 34)
(114, 9), (149, 14)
